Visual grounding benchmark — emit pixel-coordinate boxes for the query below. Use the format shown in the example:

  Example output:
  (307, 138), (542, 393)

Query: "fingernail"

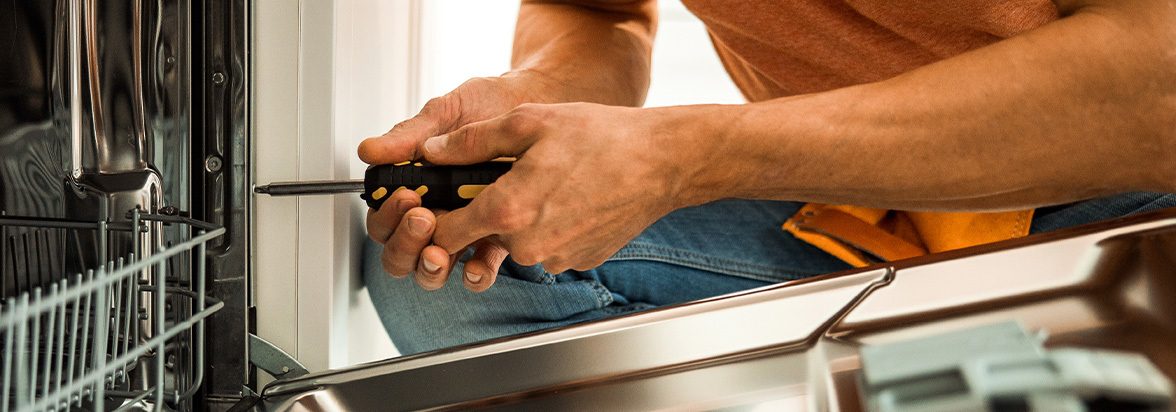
(396, 199), (414, 214)
(406, 216), (431, 235)
(423, 135), (448, 154)
(465, 270), (482, 283)
(422, 257), (441, 273)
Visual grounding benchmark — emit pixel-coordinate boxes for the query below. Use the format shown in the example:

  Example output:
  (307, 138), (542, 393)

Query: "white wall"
(646, 2), (744, 107)
(419, 0), (742, 107)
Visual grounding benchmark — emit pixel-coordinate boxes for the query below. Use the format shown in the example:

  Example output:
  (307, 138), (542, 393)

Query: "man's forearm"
(512, 1), (656, 107)
(677, 0), (1175, 211)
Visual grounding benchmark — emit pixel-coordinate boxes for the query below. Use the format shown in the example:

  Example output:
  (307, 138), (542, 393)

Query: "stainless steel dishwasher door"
(258, 208), (1176, 411)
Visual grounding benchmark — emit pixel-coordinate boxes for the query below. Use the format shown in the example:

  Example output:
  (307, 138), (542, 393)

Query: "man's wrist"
(501, 68), (573, 105)
(508, 63), (650, 107)
(655, 104), (746, 209)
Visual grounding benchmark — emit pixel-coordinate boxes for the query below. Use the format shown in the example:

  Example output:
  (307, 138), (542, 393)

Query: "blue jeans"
(364, 192), (1176, 355)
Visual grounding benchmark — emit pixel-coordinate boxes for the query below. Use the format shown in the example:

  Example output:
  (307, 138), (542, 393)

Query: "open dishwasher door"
(254, 208), (1176, 411)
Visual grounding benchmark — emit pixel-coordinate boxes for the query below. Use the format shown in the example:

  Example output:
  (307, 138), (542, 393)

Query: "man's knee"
(362, 241), (489, 353)
(361, 241), (617, 354)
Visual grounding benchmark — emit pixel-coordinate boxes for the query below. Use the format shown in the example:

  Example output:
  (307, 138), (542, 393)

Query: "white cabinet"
(254, 0), (421, 375)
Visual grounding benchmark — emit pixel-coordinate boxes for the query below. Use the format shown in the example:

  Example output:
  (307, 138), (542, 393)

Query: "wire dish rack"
(0, 210), (224, 412)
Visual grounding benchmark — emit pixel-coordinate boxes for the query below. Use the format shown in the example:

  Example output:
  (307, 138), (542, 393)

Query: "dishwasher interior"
(4, 1), (1175, 411)
(2, 0), (250, 410)
(3, 0), (416, 409)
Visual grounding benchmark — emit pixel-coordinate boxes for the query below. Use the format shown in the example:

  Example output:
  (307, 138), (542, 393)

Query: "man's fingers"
(357, 96), (458, 164)
(415, 245), (452, 291)
(433, 196), (499, 256)
(379, 207), (435, 278)
(365, 188), (422, 243)
(463, 240), (507, 292)
(419, 109), (541, 165)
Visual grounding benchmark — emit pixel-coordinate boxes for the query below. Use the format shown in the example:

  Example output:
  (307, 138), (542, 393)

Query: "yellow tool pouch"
(784, 204), (1034, 267)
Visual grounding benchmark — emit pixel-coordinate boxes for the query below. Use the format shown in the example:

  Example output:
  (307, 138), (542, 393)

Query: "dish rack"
(0, 210), (224, 412)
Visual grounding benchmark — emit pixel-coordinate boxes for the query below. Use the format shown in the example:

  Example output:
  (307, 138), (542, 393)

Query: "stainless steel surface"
(260, 209), (1176, 411)
(253, 180), (364, 196)
(63, 0), (187, 227)
(2, 0), (190, 275)
(1, 1), (67, 220)
(0, 211), (225, 411)
(261, 268), (894, 410)
(70, 0), (152, 176)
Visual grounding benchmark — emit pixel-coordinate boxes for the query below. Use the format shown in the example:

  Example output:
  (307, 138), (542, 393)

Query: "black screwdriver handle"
(360, 161), (512, 210)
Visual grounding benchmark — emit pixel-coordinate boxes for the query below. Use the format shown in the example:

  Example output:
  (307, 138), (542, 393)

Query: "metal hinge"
(248, 334), (309, 380)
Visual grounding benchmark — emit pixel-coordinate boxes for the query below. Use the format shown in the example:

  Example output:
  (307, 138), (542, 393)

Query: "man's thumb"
(358, 97), (458, 164)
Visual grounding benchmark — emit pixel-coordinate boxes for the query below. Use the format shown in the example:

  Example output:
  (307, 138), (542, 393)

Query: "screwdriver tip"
(254, 185), (269, 194)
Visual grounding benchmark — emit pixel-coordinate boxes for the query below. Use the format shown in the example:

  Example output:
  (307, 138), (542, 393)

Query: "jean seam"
(617, 242), (827, 277)
(602, 303), (653, 315)
(587, 281), (614, 307)
(608, 252), (810, 283)
(622, 242), (825, 274)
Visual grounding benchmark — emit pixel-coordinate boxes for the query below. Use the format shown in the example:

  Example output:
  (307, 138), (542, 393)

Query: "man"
(358, 0), (1175, 355)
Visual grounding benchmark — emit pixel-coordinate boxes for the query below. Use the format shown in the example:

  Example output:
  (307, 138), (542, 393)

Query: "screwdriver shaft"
(254, 180), (365, 196)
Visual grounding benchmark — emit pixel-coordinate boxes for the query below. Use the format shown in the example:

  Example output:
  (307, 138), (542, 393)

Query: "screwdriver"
(254, 160), (512, 210)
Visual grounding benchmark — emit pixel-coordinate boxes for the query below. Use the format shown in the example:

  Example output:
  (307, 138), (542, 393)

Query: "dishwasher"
(2, 0), (250, 410)
(3, 1), (1175, 411)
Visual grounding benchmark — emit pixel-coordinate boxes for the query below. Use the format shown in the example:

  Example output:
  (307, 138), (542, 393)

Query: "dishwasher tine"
(40, 283), (57, 401)
(120, 259), (134, 381)
(13, 294), (29, 411)
(28, 288), (40, 402)
(154, 253), (167, 408)
(65, 273), (81, 407)
(2, 296), (15, 412)
(110, 258), (124, 383)
(92, 265), (109, 412)
(77, 270), (93, 400)
(52, 278), (67, 406)
(1, 221), (6, 298)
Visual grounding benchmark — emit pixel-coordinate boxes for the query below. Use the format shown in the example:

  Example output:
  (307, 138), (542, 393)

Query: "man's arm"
(358, 0), (656, 291)
(417, 0), (1172, 275)
(511, 0), (657, 107)
(357, 0), (654, 169)
(677, 0), (1175, 211)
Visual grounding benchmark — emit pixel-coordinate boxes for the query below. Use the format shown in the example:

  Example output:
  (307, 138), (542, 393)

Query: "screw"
(205, 155), (223, 173)
(160, 205), (179, 216)
(211, 72), (226, 85)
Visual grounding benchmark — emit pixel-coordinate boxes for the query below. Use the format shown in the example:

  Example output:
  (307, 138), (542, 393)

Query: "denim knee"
(362, 241), (637, 355)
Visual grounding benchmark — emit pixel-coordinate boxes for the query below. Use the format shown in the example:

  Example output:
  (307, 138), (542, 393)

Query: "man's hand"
(359, 0), (656, 291)
(422, 102), (712, 275)
(359, 75), (543, 291)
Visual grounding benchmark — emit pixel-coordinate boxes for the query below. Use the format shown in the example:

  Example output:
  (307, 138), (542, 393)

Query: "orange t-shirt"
(681, 0), (1060, 266)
